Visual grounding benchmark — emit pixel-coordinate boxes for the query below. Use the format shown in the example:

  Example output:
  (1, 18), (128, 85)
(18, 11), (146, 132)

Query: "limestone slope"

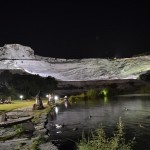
(0, 44), (150, 81)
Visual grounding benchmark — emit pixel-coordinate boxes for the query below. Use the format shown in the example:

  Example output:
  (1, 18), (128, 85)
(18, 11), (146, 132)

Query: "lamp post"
(20, 95), (23, 101)
(54, 95), (59, 103)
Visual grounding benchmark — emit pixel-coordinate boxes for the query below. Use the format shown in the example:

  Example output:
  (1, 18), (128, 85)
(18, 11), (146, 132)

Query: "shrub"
(69, 95), (85, 103)
(86, 89), (97, 99)
(99, 89), (109, 98)
(77, 118), (135, 150)
(13, 124), (25, 136)
(140, 86), (150, 94)
(30, 135), (45, 150)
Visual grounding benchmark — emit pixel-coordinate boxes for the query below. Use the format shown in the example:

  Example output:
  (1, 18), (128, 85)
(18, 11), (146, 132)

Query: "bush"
(69, 93), (86, 103)
(30, 135), (45, 150)
(86, 89), (97, 99)
(77, 118), (135, 150)
(99, 89), (109, 98)
(0, 70), (58, 99)
(140, 86), (150, 94)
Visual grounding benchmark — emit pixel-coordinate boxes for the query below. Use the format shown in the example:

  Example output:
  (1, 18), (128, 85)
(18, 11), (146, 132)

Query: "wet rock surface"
(39, 142), (58, 150)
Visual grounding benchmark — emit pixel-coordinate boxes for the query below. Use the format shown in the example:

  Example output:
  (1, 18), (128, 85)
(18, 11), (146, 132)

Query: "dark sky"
(0, 0), (150, 58)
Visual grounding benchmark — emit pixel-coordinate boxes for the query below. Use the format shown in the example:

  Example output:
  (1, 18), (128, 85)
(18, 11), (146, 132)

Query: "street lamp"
(54, 95), (59, 103)
(54, 95), (58, 100)
(20, 95), (23, 101)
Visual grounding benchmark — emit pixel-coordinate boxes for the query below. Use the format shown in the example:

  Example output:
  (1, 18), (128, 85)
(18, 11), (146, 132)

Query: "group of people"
(35, 91), (68, 108)
(47, 93), (55, 105)
(47, 94), (68, 105)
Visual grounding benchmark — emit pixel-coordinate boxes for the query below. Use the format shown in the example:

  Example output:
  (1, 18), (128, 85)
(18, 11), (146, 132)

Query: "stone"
(35, 125), (44, 130)
(39, 128), (47, 133)
(39, 142), (58, 150)
(35, 91), (44, 109)
(44, 135), (49, 139)
(32, 104), (37, 110)
(0, 138), (32, 150)
(22, 122), (35, 132)
(0, 113), (7, 122)
(0, 128), (7, 136)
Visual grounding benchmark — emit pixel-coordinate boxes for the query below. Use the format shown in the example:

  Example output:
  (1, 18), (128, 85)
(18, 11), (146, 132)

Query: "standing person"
(48, 93), (51, 105)
(64, 96), (68, 102)
(48, 93), (55, 105)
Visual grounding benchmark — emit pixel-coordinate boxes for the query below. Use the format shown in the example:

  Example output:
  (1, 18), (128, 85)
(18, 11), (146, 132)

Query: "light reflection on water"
(46, 96), (150, 150)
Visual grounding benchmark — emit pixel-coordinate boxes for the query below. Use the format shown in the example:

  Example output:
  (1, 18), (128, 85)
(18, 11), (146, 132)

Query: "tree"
(10, 74), (58, 98)
(0, 70), (13, 87)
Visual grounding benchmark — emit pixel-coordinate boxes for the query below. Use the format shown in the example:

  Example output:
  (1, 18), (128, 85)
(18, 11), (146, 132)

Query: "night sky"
(0, 1), (150, 59)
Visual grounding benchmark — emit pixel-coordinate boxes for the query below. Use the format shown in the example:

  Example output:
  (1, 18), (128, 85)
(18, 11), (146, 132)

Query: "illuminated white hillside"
(0, 44), (150, 81)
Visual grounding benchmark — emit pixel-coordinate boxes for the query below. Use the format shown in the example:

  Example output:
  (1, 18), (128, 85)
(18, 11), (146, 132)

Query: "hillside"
(0, 44), (150, 81)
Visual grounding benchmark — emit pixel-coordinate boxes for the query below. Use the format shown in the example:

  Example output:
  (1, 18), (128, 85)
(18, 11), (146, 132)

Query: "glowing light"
(46, 95), (49, 98)
(54, 95), (59, 100)
(100, 89), (108, 97)
(20, 95), (23, 100)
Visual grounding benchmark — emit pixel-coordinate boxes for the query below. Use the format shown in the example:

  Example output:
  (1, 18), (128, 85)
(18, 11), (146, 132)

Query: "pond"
(46, 95), (150, 150)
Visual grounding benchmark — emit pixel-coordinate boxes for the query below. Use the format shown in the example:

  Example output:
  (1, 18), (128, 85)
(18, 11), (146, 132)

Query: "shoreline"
(0, 103), (58, 150)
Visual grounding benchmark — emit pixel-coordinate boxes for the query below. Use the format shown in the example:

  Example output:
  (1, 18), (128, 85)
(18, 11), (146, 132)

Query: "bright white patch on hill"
(0, 44), (150, 81)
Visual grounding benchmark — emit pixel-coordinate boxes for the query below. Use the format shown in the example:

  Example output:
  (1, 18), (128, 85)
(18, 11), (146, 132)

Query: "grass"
(0, 99), (47, 115)
(30, 135), (46, 150)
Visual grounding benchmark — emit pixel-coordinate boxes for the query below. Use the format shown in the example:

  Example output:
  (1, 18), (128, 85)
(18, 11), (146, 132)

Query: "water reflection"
(55, 107), (59, 114)
(103, 97), (108, 104)
(64, 101), (68, 108)
(48, 108), (57, 121)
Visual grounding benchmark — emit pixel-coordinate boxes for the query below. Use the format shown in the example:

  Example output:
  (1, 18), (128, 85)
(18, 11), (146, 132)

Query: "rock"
(0, 113), (7, 122)
(35, 91), (44, 109)
(6, 138), (29, 142)
(32, 91), (44, 110)
(40, 114), (47, 120)
(32, 104), (37, 110)
(33, 130), (40, 136)
(7, 115), (19, 119)
(0, 127), (16, 136)
(38, 129), (47, 135)
(0, 138), (32, 150)
(39, 142), (58, 150)
(22, 122), (35, 132)
(44, 135), (49, 139)
(0, 128), (7, 136)
(35, 125), (44, 130)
